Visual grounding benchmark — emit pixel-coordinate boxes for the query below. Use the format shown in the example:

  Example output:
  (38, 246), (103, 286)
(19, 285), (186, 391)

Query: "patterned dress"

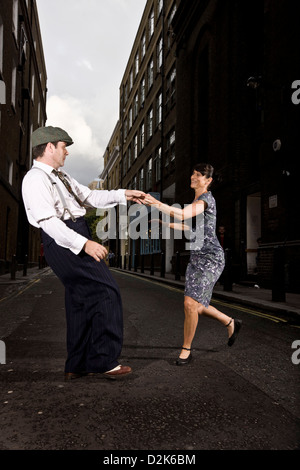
(184, 191), (225, 307)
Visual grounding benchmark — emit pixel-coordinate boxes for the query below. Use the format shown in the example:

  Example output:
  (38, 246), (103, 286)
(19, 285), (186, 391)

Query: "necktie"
(52, 169), (85, 207)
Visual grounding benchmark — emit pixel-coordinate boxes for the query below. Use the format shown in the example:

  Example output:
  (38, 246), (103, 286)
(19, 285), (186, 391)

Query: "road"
(0, 268), (299, 454)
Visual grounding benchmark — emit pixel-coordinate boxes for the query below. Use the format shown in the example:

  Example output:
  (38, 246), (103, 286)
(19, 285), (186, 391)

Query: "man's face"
(52, 141), (69, 168)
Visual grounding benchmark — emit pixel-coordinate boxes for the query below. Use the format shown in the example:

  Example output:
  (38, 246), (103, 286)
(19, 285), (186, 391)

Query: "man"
(22, 126), (145, 380)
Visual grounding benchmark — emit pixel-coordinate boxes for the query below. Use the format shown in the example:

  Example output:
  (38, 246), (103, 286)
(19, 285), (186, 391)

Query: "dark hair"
(32, 141), (59, 159)
(193, 163), (214, 179)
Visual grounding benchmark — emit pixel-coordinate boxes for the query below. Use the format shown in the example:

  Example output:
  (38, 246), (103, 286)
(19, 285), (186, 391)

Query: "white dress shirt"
(22, 160), (127, 254)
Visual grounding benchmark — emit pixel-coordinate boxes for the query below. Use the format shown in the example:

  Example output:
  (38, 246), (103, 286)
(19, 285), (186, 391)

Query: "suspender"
(32, 167), (77, 222)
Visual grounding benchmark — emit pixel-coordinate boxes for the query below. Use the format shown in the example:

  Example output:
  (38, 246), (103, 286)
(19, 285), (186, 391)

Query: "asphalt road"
(0, 268), (299, 455)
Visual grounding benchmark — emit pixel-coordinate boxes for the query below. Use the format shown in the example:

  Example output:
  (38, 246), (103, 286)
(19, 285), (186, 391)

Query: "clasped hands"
(124, 189), (160, 207)
(84, 190), (159, 262)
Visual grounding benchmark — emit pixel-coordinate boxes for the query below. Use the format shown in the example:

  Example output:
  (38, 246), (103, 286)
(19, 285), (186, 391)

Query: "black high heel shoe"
(227, 319), (242, 347)
(176, 347), (192, 366)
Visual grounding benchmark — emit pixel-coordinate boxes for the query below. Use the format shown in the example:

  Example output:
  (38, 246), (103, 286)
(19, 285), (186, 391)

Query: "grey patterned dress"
(184, 191), (225, 307)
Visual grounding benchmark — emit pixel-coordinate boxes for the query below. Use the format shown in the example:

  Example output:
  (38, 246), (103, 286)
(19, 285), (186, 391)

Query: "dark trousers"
(41, 217), (123, 373)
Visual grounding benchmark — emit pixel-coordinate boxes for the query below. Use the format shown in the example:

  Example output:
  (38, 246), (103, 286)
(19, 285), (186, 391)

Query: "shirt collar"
(33, 160), (66, 176)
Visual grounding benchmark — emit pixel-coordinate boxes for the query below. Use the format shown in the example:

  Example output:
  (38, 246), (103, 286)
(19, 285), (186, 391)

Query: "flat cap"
(32, 126), (74, 148)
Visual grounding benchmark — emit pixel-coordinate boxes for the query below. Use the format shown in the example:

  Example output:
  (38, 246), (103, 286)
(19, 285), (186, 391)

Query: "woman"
(144, 163), (242, 365)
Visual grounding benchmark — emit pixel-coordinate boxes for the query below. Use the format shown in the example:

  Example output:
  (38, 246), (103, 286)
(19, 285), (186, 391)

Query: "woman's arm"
(144, 194), (206, 221)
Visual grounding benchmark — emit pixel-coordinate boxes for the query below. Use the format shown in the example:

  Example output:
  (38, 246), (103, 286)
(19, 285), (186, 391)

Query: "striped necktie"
(52, 169), (85, 207)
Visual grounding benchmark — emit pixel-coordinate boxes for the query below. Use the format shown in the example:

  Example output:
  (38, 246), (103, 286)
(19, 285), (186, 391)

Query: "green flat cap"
(32, 126), (74, 148)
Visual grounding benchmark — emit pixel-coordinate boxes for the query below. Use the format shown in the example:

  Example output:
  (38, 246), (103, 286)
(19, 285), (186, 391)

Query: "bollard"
(124, 255), (127, 270)
(272, 246), (286, 302)
(11, 255), (17, 281)
(128, 255), (131, 271)
(160, 252), (165, 278)
(223, 248), (233, 291)
(141, 254), (144, 273)
(150, 253), (154, 275)
(175, 251), (180, 281)
(134, 254), (138, 272)
(23, 254), (28, 277)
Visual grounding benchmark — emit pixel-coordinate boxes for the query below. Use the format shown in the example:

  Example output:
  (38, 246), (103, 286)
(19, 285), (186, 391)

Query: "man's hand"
(125, 190), (146, 204)
(83, 240), (108, 262)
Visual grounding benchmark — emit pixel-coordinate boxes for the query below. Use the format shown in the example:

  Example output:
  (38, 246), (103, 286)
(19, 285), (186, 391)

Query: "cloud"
(76, 59), (94, 72)
(46, 95), (104, 185)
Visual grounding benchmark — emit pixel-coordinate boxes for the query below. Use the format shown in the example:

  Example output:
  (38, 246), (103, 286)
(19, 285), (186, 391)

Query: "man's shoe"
(103, 365), (132, 378)
(64, 372), (85, 381)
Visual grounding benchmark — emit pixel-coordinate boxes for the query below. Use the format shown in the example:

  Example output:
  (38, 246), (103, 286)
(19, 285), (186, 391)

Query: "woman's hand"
(144, 194), (161, 206)
(125, 190), (146, 204)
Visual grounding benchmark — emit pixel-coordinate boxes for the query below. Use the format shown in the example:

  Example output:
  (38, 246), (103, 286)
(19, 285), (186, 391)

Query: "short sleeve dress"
(184, 191), (225, 307)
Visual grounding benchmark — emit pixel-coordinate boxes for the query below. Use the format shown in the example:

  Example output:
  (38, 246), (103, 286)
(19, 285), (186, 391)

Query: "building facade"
(0, 0), (47, 273)
(117, 0), (178, 272)
(102, 0), (299, 292)
(172, 0), (299, 292)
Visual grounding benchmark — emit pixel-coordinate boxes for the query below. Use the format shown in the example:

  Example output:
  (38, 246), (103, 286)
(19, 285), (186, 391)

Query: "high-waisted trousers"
(41, 217), (123, 374)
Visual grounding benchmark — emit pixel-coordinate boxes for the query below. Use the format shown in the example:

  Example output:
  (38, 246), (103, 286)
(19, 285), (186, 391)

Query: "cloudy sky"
(37, 0), (147, 185)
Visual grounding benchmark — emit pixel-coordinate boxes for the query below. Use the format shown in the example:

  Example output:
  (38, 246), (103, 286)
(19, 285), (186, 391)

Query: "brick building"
(0, 0), (47, 273)
(102, 0), (299, 292)
(172, 0), (299, 292)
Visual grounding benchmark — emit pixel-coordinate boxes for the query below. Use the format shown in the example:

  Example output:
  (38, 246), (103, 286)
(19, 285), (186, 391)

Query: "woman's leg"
(179, 297), (234, 359)
(179, 296), (200, 359)
(199, 304), (234, 338)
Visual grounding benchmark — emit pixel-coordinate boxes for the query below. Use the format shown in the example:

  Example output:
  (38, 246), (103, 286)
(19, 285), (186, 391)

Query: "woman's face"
(190, 170), (211, 190)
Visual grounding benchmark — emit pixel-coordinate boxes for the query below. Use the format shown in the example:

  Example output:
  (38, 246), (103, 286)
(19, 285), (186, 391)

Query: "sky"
(36, 0), (147, 185)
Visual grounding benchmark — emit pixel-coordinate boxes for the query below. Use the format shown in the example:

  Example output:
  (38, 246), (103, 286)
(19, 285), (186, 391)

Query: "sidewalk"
(0, 265), (52, 302)
(112, 267), (300, 318)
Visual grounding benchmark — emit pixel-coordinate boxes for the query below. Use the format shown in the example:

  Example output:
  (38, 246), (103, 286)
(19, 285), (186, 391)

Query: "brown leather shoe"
(104, 365), (132, 378)
(64, 372), (85, 381)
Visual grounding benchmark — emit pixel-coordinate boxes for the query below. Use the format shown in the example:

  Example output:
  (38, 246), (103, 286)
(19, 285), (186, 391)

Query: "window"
(133, 134), (138, 160)
(123, 152), (127, 176)
(6, 158), (13, 185)
(166, 65), (176, 111)
(128, 145), (132, 168)
(146, 158), (152, 190)
(133, 175), (137, 190)
(155, 146), (161, 182)
(147, 108), (153, 140)
(141, 31), (146, 59)
(31, 72), (35, 102)
(167, 3), (177, 48)
(12, 0), (18, 40)
(157, 0), (163, 17)
(166, 129), (175, 166)
(156, 91), (162, 126)
(148, 8), (154, 40)
(157, 35), (163, 70)
(128, 107), (133, 129)
(129, 68), (133, 91)
(139, 122), (145, 151)
(135, 51), (139, 78)
(11, 59), (17, 108)
(139, 168), (144, 191)
(140, 76), (145, 106)
(133, 93), (139, 120)
(123, 118), (128, 142)
(147, 57), (154, 90)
